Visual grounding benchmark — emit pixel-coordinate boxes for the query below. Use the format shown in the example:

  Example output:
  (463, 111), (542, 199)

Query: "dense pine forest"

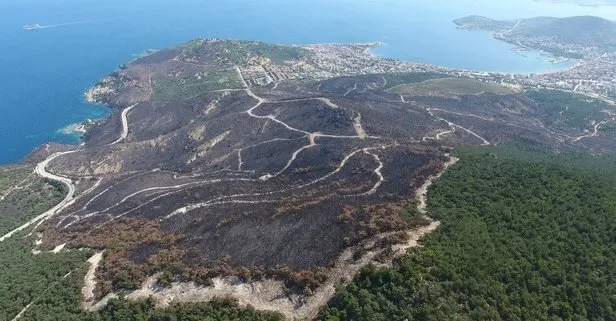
(320, 145), (616, 320)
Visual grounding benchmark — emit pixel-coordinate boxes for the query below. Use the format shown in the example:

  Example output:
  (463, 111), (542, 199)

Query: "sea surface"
(1, 0), (616, 164)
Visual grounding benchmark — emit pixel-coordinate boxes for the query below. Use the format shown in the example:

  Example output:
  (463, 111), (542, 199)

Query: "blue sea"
(1, 0), (616, 164)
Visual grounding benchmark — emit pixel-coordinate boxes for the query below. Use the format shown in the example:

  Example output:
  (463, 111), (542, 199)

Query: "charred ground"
(24, 39), (616, 317)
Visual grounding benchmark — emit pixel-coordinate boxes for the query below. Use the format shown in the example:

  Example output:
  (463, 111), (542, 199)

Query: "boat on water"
(23, 24), (40, 30)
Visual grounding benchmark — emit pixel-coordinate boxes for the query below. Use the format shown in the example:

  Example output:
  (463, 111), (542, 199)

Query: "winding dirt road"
(1, 97), (144, 241)
(422, 105), (491, 146)
(0, 151), (77, 242)
(80, 154), (458, 321)
(8, 70), (466, 319)
(573, 119), (610, 142)
(82, 251), (105, 311)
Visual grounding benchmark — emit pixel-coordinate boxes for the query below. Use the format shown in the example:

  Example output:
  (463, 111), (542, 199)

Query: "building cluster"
(229, 39), (616, 102)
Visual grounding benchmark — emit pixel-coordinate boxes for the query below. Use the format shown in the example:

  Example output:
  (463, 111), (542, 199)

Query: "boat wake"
(29, 17), (124, 30)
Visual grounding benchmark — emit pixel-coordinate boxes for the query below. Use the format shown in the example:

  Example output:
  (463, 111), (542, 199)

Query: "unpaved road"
(0, 151), (77, 242)
(80, 154), (459, 321)
(82, 251), (104, 311)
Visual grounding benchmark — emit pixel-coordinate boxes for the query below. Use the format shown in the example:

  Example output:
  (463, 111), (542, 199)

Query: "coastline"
(0, 31), (600, 166)
(4, 0), (616, 165)
(62, 47), (165, 149)
(57, 118), (96, 138)
(0, 44), (157, 166)
(492, 35), (577, 73)
(37, 46), (160, 161)
(3, 90), (112, 166)
(458, 28), (576, 74)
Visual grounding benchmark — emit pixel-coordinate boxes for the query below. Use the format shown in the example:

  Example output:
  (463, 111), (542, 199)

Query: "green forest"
(0, 167), (283, 321)
(0, 166), (90, 321)
(320, 144), (616, 320)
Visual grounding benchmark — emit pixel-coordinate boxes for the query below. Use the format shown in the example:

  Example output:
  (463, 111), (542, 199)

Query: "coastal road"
(0, 151), (76, 242)
(110, 103), (138, 145)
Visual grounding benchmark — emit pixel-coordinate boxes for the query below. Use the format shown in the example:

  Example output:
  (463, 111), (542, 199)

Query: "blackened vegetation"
(40, 40), (616, 300)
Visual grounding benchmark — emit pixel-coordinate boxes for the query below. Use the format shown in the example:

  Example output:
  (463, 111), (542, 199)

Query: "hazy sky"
(385, 0), (616, 20)
(543, 0), (616, 5)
